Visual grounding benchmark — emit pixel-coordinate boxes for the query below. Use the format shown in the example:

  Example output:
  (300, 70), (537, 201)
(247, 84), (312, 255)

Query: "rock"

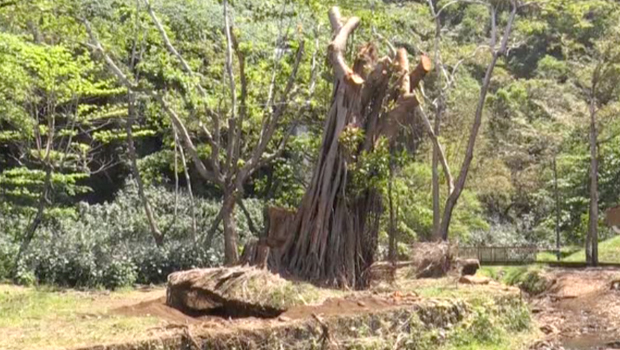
(166, 266), (308, 318)
(458, 275), (491, 285)
(277, 316), (291, 322)
(457, 258), (480, 276)
(531, 306), (543, 314)
(528, 340), (565, 350)
(540, 324), (559, 335)
(357, 301), (366, 307)
(606, 341), (620, 349)
(611, 280), (620, 291)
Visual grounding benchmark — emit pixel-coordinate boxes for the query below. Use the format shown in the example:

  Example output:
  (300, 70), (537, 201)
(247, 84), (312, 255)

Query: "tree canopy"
(1, 0), (619, 286)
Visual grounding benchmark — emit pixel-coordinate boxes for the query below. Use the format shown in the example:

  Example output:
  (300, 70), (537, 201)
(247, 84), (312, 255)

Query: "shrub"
(0, 181), (264, 288)
(503, 266), (550, 295)
(0, 234), (18, 281)
(103, 257), (137, 289)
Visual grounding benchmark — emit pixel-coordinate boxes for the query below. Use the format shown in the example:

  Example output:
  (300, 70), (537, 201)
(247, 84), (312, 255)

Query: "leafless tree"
(435, 0), (521, 240)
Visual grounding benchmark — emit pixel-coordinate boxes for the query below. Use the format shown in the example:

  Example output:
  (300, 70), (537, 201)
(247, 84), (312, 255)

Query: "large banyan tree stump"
(275, 7), (431, 289)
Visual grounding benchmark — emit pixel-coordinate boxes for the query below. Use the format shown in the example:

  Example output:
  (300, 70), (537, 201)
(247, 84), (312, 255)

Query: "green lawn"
(0, 276), (534, 350)
(564, 235), (620, 263)
(0, 285), (164, 350)
(536, 236), (620, 263)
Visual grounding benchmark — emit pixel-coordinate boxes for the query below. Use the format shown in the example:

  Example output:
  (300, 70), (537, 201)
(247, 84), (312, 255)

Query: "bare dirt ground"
(531, 268), (620, 349)
(113, 289), (423, 333)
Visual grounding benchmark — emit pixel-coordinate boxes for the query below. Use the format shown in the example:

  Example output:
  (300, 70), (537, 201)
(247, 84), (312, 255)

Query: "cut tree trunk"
(278, 7), (431, 288)
(241, 206), (295, 269)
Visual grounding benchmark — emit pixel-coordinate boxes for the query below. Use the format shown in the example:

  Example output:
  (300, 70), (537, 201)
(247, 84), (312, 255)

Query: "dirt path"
(113, 290), (422, 331)
(531, 268), (620, 349)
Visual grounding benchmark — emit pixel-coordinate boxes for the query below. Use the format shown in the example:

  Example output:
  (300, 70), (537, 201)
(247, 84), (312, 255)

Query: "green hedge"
(1, 182), (264, 289)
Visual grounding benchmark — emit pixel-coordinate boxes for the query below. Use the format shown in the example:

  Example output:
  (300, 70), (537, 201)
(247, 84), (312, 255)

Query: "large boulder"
(166, 266), (317, 318)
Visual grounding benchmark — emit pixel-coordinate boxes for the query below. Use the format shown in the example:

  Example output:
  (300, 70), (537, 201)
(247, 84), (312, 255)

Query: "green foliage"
(482, 266), (550, 295)
(0, 0), (619, 290)
(562, 236), (620, 263)
(349, 138), (392, 195)
(0, 182), (266, 287)
(395, 163), (488, 243)
(0, 29), (121, 216)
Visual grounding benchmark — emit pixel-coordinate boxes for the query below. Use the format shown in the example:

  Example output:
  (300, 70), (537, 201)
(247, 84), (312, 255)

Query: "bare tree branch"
(438, 0), (519, 240)
(238, 41), (305, 185)
(434, 0), (489, 19)
(415, 106), (454, 194)
(222, 0), (237, 177)
(231, 30), (248, 175)
(82, 18), (224, 186)
(328, 8), (363, 85)
(142, 0), (221, 171)
(237, 198), (260, 235)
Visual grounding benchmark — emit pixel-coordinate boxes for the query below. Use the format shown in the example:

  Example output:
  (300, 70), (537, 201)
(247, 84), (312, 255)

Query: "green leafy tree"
(0, 31), (121, 273)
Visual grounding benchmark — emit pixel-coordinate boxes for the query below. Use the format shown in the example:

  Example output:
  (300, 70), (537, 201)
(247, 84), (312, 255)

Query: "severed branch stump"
(240, 206), (295, 269)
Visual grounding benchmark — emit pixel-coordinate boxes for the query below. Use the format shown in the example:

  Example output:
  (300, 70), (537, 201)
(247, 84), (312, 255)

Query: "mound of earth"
(166, 266), (321, 318)
(101, 285), (523, 350)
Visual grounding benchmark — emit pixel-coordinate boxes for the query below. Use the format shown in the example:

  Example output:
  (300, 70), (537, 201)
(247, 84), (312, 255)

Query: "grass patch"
(343, 291), (535, 350)
(479, 266), (549, 295)
(535, 236), (620, 263)
(442, 331), (538, 350)
(0, 284), (162, 350)
(536, 246), (581, 262)
(563, 236), (620, 263)
(0, 275), (536, 350)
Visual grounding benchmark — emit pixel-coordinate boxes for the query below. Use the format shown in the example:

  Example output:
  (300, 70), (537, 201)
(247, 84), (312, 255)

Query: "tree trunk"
(438, 54), (500, 241)
(553, 155), (561, 261)
(175, 129), (198, 243)
(588, 95), (599, 266)
(388, 163), (397, 263)
(222, 189), (239, 265)
(279, 8), (430, 288)
(12, 167), (51, 277)
(432, 103), (442, 238)
(431, 13), (442, 239)
(127, 92), (164, 247)
(437, 4), (517, 241)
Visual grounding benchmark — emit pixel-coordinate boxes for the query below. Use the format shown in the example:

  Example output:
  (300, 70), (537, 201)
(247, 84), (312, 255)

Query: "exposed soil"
(113, 290), (421, 326)
(531, 268), (620, 349)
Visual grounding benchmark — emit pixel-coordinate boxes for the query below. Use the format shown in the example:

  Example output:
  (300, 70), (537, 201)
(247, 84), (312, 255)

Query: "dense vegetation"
(1, 0), (619, 288)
